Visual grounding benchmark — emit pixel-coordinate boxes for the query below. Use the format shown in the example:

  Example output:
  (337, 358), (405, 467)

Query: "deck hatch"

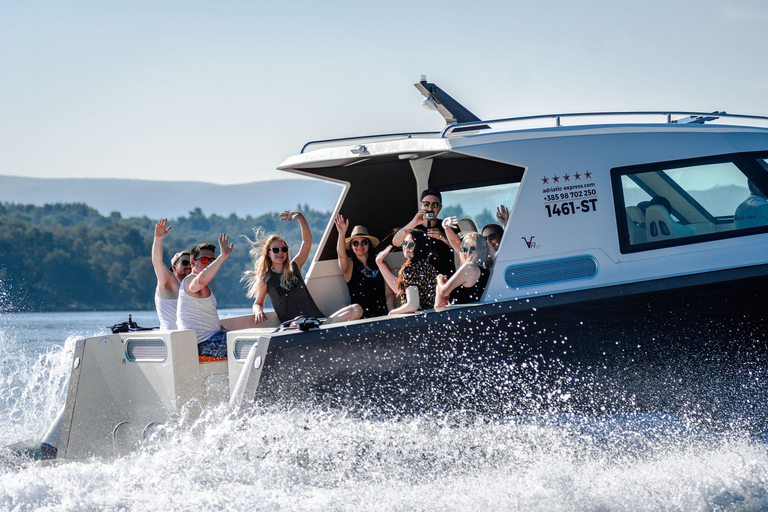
(504, 255), (598, 289)
(125, 338), (167, 362)
(234, 339), (258, 361)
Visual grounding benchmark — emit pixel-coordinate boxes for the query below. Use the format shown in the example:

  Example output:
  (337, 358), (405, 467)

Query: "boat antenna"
(414, 75), (487, 130)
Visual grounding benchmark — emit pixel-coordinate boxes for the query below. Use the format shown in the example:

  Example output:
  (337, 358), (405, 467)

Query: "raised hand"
(279, 210), (301, 222)
(442, 216), (458, 230)
(375, 245), (393, 266)
(218, 233), (234, 258)
(334, 214), (349, 234)
(154, 218), (172, 239)
(496, 205), (510, 226)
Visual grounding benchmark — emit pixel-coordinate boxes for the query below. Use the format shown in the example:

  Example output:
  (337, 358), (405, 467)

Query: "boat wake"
(0, 329), (73, 454)
(1, 328), (768, 510)
(3, 400), (768, 510)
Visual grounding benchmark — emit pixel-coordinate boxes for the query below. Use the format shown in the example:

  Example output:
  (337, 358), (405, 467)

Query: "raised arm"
(441, 217), (462, 251)
(334, 214), (353, 281)
(375, 245), (399, 293)
(496, 205), (510, 227)
(393, 210), (426, 247)
(281, 210), (312, 269)
(152, 219), (175, 291)
(188, 234), (233, 293)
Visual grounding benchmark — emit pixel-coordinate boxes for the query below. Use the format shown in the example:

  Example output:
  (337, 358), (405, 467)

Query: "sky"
(1, 0), (767, 185)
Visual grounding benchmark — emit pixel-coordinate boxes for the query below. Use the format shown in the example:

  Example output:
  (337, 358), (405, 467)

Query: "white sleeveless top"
(154, 290), (178, 330)
(176, 276), (221, 343)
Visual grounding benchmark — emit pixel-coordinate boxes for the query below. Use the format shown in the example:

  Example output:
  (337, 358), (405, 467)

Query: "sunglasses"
(460, 246), (476, 254)
(402, 241), (416, 250)
(486, 233), (498, 241)
(421, 201), (441, 209)
(270, 246), (289, 254)
(177, 260), (191, 266)
(351, 239), (369, 247)
(195, 256), (215, 264)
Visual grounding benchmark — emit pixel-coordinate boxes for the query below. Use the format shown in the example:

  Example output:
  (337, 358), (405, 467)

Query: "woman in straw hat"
(334, 215), (394, 318)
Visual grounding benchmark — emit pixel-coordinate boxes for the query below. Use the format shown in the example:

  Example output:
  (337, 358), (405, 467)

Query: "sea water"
(2, 311), (768, 511)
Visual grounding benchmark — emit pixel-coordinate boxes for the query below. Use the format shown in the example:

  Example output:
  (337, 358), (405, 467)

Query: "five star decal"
(542, 172), (587, 184)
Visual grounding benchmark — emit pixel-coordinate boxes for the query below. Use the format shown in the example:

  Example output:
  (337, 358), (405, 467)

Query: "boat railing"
(441, 111), (768, 137)
(299, 111), (768, 153)
(301, 131), (441, 153)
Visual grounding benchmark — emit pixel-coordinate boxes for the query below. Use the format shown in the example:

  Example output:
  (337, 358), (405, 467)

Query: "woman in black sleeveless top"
(435, 230), (493, 307)
(335, 216), (393, 318)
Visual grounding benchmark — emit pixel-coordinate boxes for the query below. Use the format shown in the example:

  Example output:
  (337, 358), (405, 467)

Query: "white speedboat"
(47, 78), (768, 459)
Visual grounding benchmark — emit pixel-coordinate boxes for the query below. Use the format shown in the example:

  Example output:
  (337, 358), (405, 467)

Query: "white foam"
(2, 313), (768, 510)
(3, 405), (768, 511)
(0, 330), (75, 446)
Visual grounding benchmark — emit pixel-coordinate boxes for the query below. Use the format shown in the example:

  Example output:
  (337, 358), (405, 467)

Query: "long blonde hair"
(242, 229), (299, 298)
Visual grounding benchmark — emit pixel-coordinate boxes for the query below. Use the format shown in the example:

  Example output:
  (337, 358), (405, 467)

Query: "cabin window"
(440, 183), (519, 236)
(613, 152), (768, 253)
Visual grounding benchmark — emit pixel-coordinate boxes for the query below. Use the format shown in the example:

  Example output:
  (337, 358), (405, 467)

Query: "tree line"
(0, 202), (331, 312)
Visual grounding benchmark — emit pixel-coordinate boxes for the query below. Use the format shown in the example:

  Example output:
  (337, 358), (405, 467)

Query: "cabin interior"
(294, 153), (525, 317)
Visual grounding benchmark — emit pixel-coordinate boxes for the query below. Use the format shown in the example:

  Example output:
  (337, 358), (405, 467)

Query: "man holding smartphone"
(393, 189), (457, 277)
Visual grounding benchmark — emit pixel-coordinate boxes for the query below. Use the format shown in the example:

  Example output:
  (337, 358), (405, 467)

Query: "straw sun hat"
(345, 226), (380, 250)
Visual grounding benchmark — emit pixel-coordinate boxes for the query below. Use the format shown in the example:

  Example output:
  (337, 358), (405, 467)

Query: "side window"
(614, 154), (768, 252)
(441, 183), (519, 237)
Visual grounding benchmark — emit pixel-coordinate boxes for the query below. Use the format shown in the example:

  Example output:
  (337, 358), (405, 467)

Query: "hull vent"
(125, 338), (167, 362)
(504, 255), (598, 289)
(234, 339), (258, 361)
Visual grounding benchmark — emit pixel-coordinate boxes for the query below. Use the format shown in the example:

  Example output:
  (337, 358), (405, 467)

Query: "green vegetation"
(0, 202), (331, 312)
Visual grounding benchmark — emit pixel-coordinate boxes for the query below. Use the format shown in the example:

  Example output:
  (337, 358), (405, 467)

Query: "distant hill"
(0, 175), (342, 219)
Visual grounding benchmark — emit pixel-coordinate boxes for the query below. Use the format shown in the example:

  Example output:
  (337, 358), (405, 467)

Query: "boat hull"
(242, 265), (768, 431)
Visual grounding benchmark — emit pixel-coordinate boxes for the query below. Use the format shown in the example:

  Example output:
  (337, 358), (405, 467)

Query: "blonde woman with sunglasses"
(244, 210), (361, 326)
(434, 232), (493, 308)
